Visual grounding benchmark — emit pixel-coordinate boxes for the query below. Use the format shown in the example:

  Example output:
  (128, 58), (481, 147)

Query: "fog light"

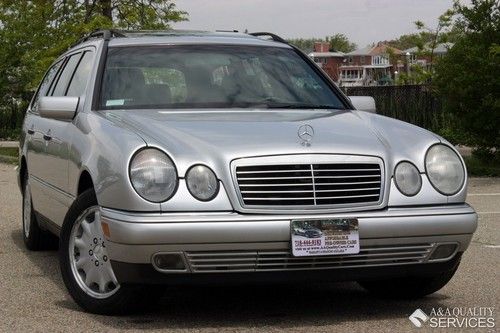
(430, 244), (458, 260)
(152, 253), (187, 271)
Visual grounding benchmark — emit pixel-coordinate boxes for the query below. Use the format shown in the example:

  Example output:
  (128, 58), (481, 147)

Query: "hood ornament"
(298, 124), (314, 146)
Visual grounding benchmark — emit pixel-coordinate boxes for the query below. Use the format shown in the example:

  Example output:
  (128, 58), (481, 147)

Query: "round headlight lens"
(129, 148), (177, 202)
(425, 144), (465, 195)
(394, 161), (422, 196)
(186, 165), (219, 201)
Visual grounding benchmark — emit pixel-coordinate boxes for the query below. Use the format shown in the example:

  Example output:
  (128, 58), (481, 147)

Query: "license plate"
(291, 218), (360, 257)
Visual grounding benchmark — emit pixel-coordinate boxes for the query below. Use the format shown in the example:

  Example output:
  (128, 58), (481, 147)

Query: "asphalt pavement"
(0, 162), (498, 332)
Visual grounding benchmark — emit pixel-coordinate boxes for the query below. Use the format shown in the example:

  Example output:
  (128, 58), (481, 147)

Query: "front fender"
(69, 111), (160, 211)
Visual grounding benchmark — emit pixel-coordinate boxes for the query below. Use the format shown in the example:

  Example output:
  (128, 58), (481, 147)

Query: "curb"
(0, 141), (19, 148)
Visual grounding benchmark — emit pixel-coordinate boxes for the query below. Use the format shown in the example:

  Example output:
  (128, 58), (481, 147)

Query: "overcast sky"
(173, 0), (456, 48)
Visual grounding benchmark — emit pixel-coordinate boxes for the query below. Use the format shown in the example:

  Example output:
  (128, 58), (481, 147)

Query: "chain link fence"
(342, 85), (449, 133)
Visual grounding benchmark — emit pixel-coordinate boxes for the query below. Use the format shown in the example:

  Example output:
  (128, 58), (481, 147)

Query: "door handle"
(27, 129), (35, 135)
(43, 130), (52, 141)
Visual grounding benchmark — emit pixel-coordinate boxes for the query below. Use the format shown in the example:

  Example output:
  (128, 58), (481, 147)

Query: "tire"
(22, 173), (56, 250)
(59, 188), (143, 315)
(358, 260), (460, 299)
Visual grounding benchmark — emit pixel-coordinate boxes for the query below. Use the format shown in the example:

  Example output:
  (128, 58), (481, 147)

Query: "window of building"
(341, 70), (362, 79)
(372, 55), (389, 65)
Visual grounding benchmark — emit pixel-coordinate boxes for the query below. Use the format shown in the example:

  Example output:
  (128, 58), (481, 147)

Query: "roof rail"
(72, 29), (126, 47)
(249, 32), (288, 44)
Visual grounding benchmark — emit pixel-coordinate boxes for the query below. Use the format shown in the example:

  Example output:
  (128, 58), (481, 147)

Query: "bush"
(464, 150), (500, 176)
(434, 0), (500, 151)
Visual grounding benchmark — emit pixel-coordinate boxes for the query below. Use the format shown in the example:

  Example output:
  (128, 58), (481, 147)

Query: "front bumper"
(101, 204), (477, 282)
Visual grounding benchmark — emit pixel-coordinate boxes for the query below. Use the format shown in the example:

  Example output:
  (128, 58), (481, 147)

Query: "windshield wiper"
(264, 104), (339, 109)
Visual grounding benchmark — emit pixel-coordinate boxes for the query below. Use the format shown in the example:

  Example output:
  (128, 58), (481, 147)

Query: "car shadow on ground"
(12, 229), (452, 330)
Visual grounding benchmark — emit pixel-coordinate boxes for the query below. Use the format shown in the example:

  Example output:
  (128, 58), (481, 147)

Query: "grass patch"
(0, 147), (18, 164)
(0, 147), (18, 157)
(464, 154), (500, 177)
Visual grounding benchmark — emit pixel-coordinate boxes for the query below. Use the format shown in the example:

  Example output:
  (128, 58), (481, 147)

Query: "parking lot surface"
(0, 162), (498, 332)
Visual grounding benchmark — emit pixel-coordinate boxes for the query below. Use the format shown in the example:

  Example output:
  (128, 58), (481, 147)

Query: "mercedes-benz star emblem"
(298, 124), (314, 146)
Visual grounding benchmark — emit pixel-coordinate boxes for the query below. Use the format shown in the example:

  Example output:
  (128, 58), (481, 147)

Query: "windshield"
(99, 45), (346, 110)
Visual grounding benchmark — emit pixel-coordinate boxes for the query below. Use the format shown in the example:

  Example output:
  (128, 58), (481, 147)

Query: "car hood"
(101, 109), (441, 176)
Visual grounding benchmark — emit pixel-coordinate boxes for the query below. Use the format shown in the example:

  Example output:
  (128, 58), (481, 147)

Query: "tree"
(325, 33), (357, 53)
(288, 34), (356, 53)
(434, 0), (500, 153)
(84, 0), (188, 29)
(0, 0), (187, 138)
(388, 10), (455, 85)
(287, 38), (324, 53)
(414, 9), (454, 73)
(385, 32), (435, 51)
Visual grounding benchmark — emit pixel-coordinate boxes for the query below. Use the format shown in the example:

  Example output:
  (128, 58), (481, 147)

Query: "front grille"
(235, 162), (382, 208)
(186, 244), (434, 273)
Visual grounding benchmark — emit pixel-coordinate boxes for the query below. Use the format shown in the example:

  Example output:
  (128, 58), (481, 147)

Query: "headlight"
(129, 148), (177, 202)
(394, 161), (422, 196)
(425, 144), (465, 195)
(186, 165), (219, 201)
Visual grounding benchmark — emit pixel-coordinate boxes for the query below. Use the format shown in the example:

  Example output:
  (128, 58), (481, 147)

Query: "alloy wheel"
(68, 206), (120, 299)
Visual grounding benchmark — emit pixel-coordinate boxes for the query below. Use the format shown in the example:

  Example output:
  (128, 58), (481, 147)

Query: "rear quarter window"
(31, 60), (63, 112)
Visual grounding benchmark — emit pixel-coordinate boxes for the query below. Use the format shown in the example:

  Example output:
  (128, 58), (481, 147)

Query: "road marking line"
(484, 245), (500, 248)
(468, 193), (500, 196)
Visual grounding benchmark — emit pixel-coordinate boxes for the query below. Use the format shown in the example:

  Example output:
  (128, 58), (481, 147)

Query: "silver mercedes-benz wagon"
(18, 30), (477, 314)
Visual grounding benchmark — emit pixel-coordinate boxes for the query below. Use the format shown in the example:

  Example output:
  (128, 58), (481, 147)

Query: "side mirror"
(348, 96), (376, 113)
(38, 96), (79, 120)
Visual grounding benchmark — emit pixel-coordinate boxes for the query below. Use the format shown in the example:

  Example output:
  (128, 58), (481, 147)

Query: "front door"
(40, 49), (96, 226)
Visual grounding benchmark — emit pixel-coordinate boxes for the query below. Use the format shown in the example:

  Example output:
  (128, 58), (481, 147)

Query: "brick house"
(308, 42), (345, 81)
(338, 44), (404, 86)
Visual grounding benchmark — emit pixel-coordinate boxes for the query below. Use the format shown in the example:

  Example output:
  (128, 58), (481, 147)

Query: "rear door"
(27, 59), (64, 216)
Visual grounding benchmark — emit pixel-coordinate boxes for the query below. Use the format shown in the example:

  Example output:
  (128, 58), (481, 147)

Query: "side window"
(31, 60), (63, 111)
(67, 51), (95, 97)
(51, 53), (81, 96)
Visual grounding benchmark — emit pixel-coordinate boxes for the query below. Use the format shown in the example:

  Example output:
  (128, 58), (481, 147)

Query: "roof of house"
(346, 44), (403, 56)
(405, 42), (454, 54)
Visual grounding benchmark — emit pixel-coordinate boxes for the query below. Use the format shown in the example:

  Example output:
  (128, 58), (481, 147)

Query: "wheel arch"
(19, 155), (28, 192)
(77, 169), (95, 196)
